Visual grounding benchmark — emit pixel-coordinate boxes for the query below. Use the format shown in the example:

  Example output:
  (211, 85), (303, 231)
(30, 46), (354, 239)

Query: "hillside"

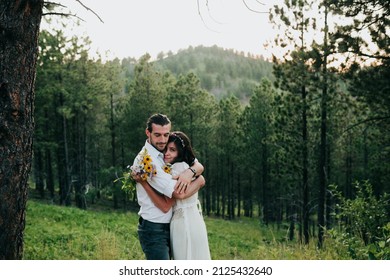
(154, 45), (274, 102)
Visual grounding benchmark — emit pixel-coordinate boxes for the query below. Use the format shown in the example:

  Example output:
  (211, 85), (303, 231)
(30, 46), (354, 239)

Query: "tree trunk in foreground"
(0, 0), (43, 259)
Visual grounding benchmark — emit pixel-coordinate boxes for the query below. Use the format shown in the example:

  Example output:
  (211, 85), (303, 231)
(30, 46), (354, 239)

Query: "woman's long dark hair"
(168, 131), (196, 166)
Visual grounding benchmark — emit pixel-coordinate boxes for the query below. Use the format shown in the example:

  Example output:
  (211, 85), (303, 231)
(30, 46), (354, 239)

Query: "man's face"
(146, 123), (171, 152)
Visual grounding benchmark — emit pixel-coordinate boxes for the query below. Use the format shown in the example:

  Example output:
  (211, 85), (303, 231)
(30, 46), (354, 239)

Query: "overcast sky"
(46, 0), (279, 60)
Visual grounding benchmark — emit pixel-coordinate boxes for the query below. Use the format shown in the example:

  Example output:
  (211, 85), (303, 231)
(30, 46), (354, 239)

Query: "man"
(134, 113), (205, 260)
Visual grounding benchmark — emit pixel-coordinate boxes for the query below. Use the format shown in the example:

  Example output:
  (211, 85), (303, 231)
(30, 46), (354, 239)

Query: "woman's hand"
(173, 175), (205, 200)
(131, 171), (142, 182)
(173, 168), (193, 193)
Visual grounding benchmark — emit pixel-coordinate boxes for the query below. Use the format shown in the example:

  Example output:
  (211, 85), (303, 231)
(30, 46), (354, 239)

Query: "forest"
(0, 0), (389, 260)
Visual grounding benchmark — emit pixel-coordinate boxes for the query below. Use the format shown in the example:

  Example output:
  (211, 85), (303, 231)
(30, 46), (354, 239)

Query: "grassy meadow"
(24, 199), (349, 260)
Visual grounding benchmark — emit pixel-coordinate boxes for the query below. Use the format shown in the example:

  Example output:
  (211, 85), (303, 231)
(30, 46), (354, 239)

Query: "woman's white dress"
(170, 162), (211, 260)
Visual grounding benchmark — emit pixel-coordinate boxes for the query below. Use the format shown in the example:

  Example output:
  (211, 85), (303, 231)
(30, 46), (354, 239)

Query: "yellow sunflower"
(143, 155), (152, 164)
(163, 165), (171, 174)
(144, 163), (153, 173)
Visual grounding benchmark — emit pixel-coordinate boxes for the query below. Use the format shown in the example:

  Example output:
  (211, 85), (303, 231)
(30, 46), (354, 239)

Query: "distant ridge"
(155, 45), (274, 102)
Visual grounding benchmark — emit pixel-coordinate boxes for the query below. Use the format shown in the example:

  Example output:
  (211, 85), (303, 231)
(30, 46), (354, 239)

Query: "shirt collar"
(144, 140), (164, 158)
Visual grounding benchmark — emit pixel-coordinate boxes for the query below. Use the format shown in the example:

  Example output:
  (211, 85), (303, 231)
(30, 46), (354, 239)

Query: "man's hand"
(174, 168), (193, 193)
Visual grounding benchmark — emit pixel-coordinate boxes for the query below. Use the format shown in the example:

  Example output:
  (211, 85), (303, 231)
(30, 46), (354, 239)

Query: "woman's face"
(164, 142), (178, 164)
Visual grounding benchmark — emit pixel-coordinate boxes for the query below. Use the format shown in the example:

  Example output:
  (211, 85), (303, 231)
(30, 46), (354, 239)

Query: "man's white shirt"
(135, 140), (176, 223)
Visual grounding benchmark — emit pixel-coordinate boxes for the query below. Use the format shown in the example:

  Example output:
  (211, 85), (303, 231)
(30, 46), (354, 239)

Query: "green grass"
(206, 217), (347, 260)
(24, 200), (143, 260)
(24, 199), (350, 260)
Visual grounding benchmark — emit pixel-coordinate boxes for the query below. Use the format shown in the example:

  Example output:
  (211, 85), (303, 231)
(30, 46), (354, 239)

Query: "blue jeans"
(138, 217), (171, 260)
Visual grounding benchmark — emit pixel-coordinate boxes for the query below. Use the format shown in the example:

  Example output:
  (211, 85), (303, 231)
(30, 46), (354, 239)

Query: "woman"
(138, 131), (211, 260)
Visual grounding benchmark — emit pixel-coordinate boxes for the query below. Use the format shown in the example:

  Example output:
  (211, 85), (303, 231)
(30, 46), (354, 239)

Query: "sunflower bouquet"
(130, 148), (157, 180)
(116, 148), (156, 193)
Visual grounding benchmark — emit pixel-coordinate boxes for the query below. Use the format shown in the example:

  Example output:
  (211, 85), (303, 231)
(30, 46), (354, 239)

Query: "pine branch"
(42, 12), (84, 22)
(356, 51), (390, 61)
(42, 0), (104, 23)
(343, 115), (390, 134)
(75, 0), (104, 23)
(242, 0), (268, 14)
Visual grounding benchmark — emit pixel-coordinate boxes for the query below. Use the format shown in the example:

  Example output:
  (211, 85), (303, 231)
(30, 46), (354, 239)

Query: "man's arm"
(138, 174), (205, 210)
(173, 175), (205, 199)
(175, 161), (204, 193)
(139, 180), (175, 213)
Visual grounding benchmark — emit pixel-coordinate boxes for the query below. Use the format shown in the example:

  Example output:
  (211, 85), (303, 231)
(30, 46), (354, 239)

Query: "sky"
(45, 0), (280, 60)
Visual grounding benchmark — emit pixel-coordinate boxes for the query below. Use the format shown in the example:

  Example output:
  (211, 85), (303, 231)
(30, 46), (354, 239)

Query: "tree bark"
(45, 147), (55, 200)
(302, 85), (310, 244)
(318, 2), (329, 249)
(0, 0), (44, 259)
(34, 147), (44, 198)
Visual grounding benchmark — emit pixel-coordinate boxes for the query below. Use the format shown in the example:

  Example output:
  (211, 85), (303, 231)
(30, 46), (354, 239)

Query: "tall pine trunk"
(60, 96), (72, 206)
(318, 2), (329, 249)
(302, 85), (310, 244)
(109, 90), (118, 209)
(228, 157), (234, 219)
(45, 147), (55, 200)
(45, 109), (55, 200)
(0, 0), (43, 259)
(34, 147), (44, 197)
(204, 147), (211, 216)
(261, 136), (270, 224)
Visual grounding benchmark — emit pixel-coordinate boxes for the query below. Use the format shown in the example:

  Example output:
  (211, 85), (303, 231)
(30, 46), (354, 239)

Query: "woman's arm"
(175, 161), (204, 193)
(139, 180), (175, 213)
(173, 175), (205, 200)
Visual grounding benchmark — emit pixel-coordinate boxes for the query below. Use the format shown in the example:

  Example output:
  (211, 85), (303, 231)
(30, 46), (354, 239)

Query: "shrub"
(328, 181), (390, 259)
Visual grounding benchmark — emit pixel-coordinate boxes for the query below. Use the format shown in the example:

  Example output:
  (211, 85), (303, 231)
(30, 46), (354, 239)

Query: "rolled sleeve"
(148, 167), (176, 198)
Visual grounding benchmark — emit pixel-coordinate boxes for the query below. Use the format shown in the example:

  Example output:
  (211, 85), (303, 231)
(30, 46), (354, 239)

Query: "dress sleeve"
(171, 162), (190, 177)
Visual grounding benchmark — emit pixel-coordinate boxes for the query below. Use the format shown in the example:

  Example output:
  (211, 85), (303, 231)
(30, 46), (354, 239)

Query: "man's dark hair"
(146, 113), (171, 132)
